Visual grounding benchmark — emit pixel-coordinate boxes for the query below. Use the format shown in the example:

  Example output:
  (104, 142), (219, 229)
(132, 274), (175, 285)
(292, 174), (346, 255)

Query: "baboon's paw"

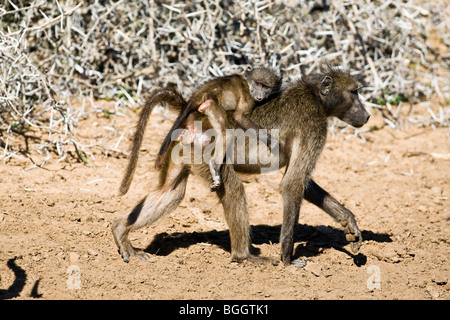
(343, 218), (362, 253)
(133, 249), (151, 261)
(349, 238), (362, 253)
(120, 251), (130, 263)
(119, 248), (150, 263)
(345, 229), (362, 253)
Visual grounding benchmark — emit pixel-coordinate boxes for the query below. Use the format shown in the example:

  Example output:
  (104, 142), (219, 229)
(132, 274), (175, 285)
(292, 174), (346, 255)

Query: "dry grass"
(1, 0), (449, 166)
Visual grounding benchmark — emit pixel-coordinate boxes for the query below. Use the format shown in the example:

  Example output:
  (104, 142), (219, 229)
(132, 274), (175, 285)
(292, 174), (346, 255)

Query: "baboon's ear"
(320, 76), (333, 96)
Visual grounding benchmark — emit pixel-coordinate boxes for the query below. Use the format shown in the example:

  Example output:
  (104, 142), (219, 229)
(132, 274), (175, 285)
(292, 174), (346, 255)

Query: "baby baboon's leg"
(304, 179), (362, 252)
(112, 162), (189, 263)
(208, 159), (222, 192)
(199, 99), (228, 191)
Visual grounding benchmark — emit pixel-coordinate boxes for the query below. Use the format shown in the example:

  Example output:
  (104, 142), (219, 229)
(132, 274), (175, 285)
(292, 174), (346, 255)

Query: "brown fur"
(155, 67), (281, 171)
(112, 67), (369, 266)
(118, 87), (185, 196)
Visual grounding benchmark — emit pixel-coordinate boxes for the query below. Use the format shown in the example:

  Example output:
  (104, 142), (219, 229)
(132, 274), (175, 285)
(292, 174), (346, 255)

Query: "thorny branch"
(0, 0), (449, 166)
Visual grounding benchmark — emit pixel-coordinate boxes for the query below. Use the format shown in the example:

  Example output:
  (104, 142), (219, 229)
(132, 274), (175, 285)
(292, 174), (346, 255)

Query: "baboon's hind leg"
(112, 162), (189, 263)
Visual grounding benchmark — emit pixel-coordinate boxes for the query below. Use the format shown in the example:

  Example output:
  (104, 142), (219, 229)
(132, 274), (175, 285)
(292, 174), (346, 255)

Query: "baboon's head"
(244, 66), (282, 102)
(309, 68), (370, 128)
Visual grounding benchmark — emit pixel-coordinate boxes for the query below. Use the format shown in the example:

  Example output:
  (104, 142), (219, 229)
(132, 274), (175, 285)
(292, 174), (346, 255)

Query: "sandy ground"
(0, 103), (449, 300)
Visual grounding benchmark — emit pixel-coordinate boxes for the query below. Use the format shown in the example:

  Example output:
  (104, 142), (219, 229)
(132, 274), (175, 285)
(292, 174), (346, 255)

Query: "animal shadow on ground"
(0, 257), (42, 300)
(145, 224), (391, 267)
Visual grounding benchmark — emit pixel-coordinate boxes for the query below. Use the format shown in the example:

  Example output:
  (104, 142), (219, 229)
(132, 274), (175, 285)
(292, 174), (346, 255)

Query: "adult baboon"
(113, 67), (369, 265)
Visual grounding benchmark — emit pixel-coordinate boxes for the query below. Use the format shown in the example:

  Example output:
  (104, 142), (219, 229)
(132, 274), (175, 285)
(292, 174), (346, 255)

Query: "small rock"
(444, 282), (450, 291)
(431, 186), (442, 195)
(426, 285), (440, 299)
(69, 252), (79, 262)
(432, 274), (448, 286)
(418, 205), (428, 213)
(305, 261), (322, 277)
(87, 248), (98, 256)
(83, 216), (94, 223)
(383, 247), (403, 263)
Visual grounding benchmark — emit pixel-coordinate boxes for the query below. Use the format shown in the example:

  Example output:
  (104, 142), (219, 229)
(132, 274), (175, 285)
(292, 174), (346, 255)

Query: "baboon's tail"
(154, 103), (193, 170)
(119, 88), (186, 196)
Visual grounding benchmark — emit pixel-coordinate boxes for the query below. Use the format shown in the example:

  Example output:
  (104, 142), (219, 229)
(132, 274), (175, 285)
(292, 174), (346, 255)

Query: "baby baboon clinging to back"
(119, 67), (281, 196)
(156, 66), (282, 191)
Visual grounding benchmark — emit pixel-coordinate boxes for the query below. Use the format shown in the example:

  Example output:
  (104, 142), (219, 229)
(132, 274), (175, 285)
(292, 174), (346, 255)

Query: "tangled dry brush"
(0, 0), (449, 165)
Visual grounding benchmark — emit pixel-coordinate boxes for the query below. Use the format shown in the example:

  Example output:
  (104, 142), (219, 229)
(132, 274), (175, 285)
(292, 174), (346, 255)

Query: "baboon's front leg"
(279, 173), (305, 266)
(279, 144), (323, 267)
(304, 179), (362, 252)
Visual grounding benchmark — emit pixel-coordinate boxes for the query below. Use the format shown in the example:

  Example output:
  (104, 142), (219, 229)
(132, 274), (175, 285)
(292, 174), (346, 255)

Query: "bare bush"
(1, 0), (449, 166)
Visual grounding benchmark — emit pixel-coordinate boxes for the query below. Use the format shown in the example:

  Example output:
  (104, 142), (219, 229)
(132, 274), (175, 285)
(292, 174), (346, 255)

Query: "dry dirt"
(0, 103), (449, 300)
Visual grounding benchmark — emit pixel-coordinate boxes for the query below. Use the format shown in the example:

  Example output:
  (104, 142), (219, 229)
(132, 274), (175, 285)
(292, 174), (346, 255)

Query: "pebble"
(426, 285), (440, 299)
(432, 274), (448, 286)
(305, 262), (322, 277)
(87, 248), (98, 256)
(431, 186), (442, 195)
(69, 252), (79, 262)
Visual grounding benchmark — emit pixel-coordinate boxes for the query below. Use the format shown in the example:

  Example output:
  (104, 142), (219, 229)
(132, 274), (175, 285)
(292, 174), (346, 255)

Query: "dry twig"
(0, 0), (449, 165)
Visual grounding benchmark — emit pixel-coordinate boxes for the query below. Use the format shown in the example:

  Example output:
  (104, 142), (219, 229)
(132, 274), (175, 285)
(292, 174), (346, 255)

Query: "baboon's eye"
(258, 82), (268, 90)
(350, 89), (358, 95)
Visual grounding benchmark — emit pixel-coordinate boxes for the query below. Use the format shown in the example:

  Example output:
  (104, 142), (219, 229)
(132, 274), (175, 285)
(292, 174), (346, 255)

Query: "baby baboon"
(118, 67), (281, 196)
(113, 66), (369, 266)
(156, 66), (282, 191)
